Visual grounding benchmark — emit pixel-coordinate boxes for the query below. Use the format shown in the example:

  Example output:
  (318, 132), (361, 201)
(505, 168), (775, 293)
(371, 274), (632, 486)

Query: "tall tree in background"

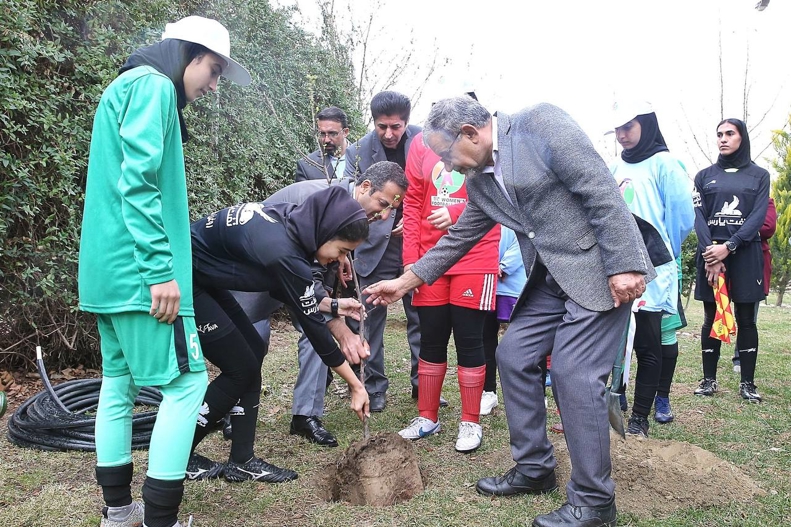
(0, 0), (360, 369)
(769, 118), (791, 305)
(678, 20), (787, 174)
(314, 0), (449, 126)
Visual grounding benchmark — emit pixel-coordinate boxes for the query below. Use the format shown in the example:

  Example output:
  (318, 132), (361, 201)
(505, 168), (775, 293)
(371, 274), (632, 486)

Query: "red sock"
(417, 358), (446, 422)
(546, 355), (552, 370)
(458, 364), (486, 423)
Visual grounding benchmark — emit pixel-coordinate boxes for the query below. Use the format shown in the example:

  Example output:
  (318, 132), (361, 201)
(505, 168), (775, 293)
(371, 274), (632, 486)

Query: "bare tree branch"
(259, 86), (333, 184)
(743, 40), (750, 123)
(679, 100), (712, 168)
(718, 22), (724, 120)
(755, 119), (790, 161)
(748, 83), (784, 134)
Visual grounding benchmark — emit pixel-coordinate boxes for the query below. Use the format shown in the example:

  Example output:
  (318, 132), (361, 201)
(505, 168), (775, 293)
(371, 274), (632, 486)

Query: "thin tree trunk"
(685, 281), (694, 310)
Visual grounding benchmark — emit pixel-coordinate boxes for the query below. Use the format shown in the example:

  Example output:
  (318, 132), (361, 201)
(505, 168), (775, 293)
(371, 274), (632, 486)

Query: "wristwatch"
(330, 298), (340, 317)
(724, 240), (737, 253)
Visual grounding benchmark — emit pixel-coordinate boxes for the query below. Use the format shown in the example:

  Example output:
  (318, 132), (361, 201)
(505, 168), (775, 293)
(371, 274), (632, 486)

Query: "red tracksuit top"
(402, 132), (500, 274)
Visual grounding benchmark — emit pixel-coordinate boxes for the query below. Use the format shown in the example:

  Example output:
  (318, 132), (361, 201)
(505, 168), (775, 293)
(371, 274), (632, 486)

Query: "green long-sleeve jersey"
(78, 66), (194, 315)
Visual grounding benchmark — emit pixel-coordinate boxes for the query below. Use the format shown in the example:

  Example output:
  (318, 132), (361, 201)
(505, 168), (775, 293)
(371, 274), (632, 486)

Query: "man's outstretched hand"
(363, 270), (424, 306)
(363, 278), (407, 306)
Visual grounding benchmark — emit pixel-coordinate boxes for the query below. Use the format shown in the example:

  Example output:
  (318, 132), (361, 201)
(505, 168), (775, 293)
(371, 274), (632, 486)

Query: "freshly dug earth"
(551, 434), (766, 518)
(324, 432), (424, 506)
(316, 428), (764, 514)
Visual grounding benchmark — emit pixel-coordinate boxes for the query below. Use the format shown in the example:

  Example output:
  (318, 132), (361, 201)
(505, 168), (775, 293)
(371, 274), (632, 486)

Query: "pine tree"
(769, 119), (791, 305)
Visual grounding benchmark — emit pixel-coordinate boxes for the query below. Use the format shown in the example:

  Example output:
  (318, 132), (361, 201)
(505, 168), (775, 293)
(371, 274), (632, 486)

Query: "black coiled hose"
(6, 347), (162, 451)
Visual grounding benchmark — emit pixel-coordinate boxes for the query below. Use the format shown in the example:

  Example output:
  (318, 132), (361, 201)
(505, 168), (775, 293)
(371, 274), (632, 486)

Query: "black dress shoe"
(369, 392), (387, 412)
(411, 386), (449, 407)
(289, 415), (338, 447)
(532, 498), (616, 527)
(476, 466), (558, 496)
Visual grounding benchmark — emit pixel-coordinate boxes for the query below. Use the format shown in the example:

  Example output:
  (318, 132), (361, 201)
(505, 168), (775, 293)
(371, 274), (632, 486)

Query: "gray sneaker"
(626, 414), (649, 438)
(143, 515), (193, 527)
(100, 501), (144, 527)
(694, 378), (718, 396)
(739, 381), (762, 403)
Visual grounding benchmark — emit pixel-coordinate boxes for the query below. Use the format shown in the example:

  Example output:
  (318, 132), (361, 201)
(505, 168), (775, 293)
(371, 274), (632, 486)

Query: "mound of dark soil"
(325, 432), (424, 506)
(551, 434), (766, 518)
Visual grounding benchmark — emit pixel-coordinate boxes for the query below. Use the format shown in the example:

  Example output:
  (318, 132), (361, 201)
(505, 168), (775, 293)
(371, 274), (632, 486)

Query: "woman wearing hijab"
(187, 186), (371, 482)
(78, 16), (250, 527)
(609, 101), (694, 437)
(692, 119), (770, 403)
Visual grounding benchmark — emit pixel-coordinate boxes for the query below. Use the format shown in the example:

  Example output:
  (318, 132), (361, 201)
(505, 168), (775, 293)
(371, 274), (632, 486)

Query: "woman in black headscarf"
(79, 16), (251, 527)
(187, 186), (371, 483)
(609, 102), (694, 437)
(692, 118), (770, 402)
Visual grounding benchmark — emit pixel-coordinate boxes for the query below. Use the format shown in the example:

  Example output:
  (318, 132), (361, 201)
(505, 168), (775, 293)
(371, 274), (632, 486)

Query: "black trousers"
(631, 310), (663, 418)
(701, 301), (759, 382)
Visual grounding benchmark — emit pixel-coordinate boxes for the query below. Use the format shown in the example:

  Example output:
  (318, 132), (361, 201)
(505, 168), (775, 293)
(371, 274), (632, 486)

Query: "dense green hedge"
(0, 0), (362, 369)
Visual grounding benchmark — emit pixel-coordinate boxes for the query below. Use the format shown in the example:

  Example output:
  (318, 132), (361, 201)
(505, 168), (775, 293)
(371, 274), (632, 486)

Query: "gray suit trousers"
(234, 292), (334, 417)
(288, 313), (359, 417)
(498, 267), (628, 507)
(290, 314), (330, 416)
(247, 308), (328, 417)
(357, 275), (421, 395)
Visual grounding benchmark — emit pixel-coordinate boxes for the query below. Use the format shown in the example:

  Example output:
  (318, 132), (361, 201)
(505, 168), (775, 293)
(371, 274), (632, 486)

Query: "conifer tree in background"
(769, 117), (791, 305)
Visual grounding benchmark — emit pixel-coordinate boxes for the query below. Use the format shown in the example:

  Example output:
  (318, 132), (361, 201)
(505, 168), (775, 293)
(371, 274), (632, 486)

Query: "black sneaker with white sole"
(694, 378), (718, 396)
(223, 456), (298, 483)
(185, 453), (224, 481)
(739, 381), (762, 403)
(626, 414), (649, 438)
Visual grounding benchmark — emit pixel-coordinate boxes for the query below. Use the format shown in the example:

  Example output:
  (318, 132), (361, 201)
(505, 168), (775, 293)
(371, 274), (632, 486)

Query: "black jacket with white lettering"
(692, 162), (770, 251)
(191, 202), (345, 367)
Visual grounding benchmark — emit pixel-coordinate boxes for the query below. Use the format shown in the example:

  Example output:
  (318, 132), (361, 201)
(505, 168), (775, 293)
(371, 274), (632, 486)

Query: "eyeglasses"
(317, 131), (341, 139)
(438, 130), (462, 161)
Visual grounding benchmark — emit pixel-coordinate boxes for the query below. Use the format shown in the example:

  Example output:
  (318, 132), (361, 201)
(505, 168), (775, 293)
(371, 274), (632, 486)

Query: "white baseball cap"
(604, 99), (653, 134)
(162, 16), (251, 86)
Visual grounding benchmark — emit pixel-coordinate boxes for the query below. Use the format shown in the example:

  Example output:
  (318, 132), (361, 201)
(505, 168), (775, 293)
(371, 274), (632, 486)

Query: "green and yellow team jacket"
(78, 66), (194, 316)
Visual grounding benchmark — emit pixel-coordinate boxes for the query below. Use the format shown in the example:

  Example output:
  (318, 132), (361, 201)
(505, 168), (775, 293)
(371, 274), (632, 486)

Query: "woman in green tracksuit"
(78, 16), (249, 527)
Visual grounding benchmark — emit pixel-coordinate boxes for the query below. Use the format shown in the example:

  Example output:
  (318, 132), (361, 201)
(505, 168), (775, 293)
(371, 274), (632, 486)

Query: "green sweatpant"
(96, 370), (207, 480)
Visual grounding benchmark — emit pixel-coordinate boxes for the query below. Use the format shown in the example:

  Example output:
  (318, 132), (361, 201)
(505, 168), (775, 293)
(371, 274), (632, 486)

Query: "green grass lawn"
(0, 297), (789, 526)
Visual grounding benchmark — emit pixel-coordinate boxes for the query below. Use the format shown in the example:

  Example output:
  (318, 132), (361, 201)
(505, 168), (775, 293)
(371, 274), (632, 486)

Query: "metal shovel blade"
(606, 314), (630, 439)
(606, 387), (625, 438)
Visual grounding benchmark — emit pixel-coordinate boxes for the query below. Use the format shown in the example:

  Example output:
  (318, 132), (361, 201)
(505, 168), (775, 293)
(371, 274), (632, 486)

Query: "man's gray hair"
(424, 96), (492, 140)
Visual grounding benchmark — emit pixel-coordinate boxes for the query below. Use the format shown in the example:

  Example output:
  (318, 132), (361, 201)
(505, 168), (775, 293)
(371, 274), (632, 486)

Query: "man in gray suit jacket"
(295, 106), (350, 182)
(364, 96), (654, 527)
(233, 162), (407, 446)
(343, 91), (424, 412)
